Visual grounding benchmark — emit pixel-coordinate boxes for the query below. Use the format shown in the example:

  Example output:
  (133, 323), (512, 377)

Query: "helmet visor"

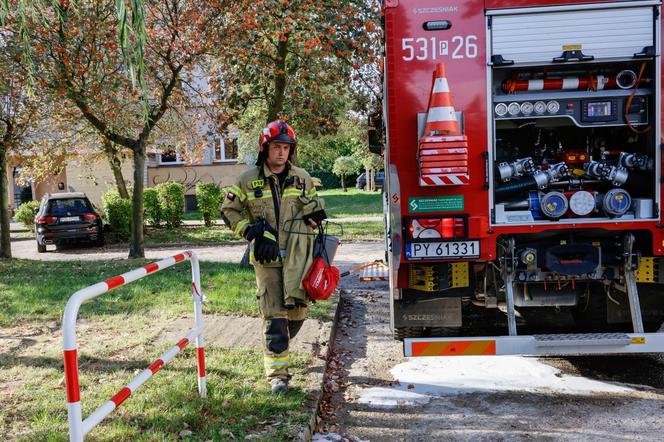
(270, 133), (296, 144)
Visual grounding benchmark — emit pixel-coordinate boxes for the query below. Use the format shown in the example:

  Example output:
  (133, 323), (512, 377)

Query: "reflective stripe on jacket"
(221, 163), (323, 267)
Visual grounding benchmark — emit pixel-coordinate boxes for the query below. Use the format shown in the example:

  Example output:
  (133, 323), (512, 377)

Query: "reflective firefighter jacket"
(221, 163), (323, 269)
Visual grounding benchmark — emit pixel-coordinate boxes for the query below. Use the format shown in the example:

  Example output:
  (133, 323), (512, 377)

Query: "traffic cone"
(418, 63), (469, 186)
(422, 63), (461, 137)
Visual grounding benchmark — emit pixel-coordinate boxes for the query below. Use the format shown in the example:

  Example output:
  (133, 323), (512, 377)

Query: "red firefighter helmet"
(257, 120), (297, 165)
(259, 120), (297, 152)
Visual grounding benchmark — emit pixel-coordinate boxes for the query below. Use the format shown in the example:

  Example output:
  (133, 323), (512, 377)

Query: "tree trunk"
(341, 173), (347, 192)
(267, 34), (289, 122)
(103, 140), (129, 199)
(129, 141), (146, 258)
(0, 144), (11, 259)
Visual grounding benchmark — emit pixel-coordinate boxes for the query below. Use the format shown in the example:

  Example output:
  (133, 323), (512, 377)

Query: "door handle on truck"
(553, 50), (594, 63)
(483, 152), (489, 190)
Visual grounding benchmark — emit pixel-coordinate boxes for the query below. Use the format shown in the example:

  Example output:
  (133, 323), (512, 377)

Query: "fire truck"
(377, 0), (664, 356)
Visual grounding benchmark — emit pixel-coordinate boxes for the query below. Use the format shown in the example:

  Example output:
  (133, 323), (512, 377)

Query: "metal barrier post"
(191, 253), (207, 398)
(62, 251), (205, 441)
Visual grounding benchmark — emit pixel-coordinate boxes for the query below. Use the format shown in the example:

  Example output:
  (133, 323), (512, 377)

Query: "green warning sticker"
(409, 195), (464, 213)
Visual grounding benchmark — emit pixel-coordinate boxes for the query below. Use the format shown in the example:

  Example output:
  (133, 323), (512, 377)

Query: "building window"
(213, 137), (238, 162)
(159, 147), (183, 164)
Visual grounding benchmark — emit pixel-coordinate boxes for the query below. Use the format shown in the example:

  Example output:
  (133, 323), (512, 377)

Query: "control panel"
(494, 93), (648, 127)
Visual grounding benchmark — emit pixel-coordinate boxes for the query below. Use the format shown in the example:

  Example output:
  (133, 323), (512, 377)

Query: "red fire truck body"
(381, 0), (664, 355)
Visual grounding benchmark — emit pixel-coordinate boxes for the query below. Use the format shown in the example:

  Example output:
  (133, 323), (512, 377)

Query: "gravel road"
(316, 286), (664, 442)
(9, 236), (384, 270)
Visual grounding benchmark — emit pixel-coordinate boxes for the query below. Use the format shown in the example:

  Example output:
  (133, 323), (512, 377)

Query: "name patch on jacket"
(251, 179), (264, 189)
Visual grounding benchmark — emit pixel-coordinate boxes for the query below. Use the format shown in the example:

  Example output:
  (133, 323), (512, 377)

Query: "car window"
(47, 198), (93, 216)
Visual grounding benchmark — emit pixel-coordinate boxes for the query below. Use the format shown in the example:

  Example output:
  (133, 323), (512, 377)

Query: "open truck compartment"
(488, 2), (660, 227)
(491, 60), (658, 225)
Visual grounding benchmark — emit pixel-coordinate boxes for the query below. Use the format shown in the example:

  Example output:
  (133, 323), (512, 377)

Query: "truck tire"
(37, 241), (46, 253)
(572, 284), (608, 330)
(428, 327), (458, 338)
(394, 327), (425, 340)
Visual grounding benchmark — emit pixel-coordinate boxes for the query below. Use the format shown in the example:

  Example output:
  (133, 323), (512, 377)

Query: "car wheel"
(37, 241), (46, 253)
(95, 234), (105, 247)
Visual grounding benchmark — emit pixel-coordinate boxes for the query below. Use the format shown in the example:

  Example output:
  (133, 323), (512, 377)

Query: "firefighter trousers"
(255, 265), (308, 381)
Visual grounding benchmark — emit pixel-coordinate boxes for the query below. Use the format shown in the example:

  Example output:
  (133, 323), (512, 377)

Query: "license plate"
(406, 241), (480, 260)
(59, 216), (80, 222)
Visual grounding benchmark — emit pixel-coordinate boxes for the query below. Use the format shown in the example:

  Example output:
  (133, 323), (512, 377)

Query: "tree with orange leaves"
(22, 1), (226, 258)
(0, 26), (45, 259)
(210, 0), (381, 137)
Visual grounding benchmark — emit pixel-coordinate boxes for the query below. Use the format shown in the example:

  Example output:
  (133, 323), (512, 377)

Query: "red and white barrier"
(62, 251), (206, 441)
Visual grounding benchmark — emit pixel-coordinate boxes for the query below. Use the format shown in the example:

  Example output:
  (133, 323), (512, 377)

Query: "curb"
(297, 290), (345, 442)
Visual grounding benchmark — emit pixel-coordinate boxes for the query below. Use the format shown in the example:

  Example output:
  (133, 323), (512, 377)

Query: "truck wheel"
(394, 327), (425, 341)
(572, 284), (608, 330)
(37, 242), (46, 253)
(428, 327), (457, 338)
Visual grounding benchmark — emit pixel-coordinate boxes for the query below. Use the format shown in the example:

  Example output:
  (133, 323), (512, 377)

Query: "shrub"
(310, 169), (358, 190)
(156, 182), (185, 228)
(143, 187), (162, 227)
(332, 156), (361, 192)
(309, 170), (339, 189)
(15, 200), (40, 230)
(19, 186), (33, 204)
(102, 189), (131, 239)
(196, 182), (223, 227)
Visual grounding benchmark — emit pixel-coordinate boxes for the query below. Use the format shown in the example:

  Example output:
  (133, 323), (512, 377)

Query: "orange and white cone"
(422, 63), (461, 137)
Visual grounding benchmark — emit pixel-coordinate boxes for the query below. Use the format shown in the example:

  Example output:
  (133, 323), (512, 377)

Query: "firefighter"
(221, 120), (326, 394)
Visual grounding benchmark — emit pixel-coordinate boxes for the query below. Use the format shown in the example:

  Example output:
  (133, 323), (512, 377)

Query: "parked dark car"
(356, 171), (385, 190)
(34, 192), (104, 253)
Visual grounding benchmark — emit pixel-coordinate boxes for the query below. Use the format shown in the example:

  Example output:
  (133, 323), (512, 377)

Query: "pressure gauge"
(547, 100), (560, 114)
(534, 101), (546, 114)
(520, 102), (534, 116)
(569, 191), (595, 216)
(508, 102), (521, 116)
(495, 103), (508, 117)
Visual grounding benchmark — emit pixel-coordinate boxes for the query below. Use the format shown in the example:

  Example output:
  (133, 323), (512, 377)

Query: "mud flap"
(394, 297), (462, 328)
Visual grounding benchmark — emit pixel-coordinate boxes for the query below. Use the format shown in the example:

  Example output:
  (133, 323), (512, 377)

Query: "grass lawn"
(0, 260), (331, 327)
(318, 188), (382, 218)
(323, 220), (385, 241)
(0, 259), (332, 440)
(141, 220), (382, 244)
(144, 225), (239, 244)
(2, 325), (312, 441)
(180, 188), (382, 223)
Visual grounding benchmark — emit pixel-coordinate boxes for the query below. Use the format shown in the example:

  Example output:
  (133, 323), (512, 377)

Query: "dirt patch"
(155, 314), (329, 355)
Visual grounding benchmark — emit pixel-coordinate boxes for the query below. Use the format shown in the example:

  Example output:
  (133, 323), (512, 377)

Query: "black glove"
(244, 220), (266, 242)
(254, 229), (280, 264)
(302, 209), (327, 226)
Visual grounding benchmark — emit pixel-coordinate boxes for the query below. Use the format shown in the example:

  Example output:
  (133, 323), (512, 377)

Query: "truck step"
(534, 333), (632, 347)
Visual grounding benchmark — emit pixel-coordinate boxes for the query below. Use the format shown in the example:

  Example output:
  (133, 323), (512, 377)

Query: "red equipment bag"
(302, 257), (340, 301)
